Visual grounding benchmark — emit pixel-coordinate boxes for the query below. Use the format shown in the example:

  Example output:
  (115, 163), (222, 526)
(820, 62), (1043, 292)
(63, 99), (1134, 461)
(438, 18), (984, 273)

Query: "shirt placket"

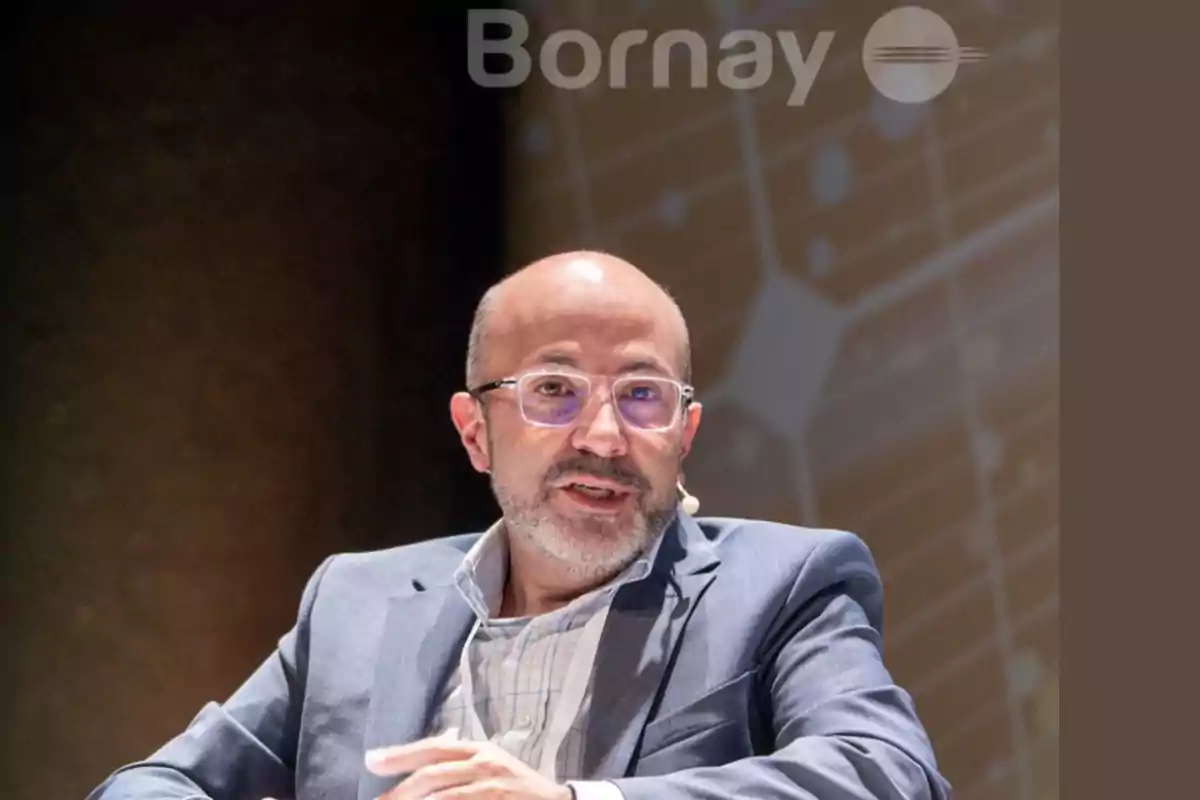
(493, 618), (535, 758)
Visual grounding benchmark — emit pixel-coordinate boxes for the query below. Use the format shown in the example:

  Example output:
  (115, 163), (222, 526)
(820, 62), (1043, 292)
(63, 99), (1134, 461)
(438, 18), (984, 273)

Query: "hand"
(365, 738), (573, 800)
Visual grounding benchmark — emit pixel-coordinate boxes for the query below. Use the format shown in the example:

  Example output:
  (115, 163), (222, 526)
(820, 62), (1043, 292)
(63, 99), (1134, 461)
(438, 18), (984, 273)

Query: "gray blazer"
(88, 513), (952, 800)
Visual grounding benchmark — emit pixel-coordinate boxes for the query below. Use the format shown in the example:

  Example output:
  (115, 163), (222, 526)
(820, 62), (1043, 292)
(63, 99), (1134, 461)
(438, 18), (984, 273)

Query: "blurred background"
(3, 1), (1057, 799)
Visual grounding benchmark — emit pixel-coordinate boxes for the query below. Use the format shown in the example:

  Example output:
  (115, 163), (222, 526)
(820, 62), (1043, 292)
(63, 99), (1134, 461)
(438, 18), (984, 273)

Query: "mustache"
(544, 455), (648, 492)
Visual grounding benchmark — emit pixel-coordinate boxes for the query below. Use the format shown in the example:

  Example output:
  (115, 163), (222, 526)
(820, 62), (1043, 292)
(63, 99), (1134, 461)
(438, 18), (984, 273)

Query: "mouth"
(552, 477), (636, 513)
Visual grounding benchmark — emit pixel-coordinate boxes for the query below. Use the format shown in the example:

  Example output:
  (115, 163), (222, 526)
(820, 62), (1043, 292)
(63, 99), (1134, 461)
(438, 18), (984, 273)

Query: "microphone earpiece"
(678, 480), (700, 515)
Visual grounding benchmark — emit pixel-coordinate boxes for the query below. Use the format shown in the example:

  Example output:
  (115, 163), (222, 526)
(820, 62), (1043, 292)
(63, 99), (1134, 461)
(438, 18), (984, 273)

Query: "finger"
(425, 779), (507, 799)
(366, 739), (483, 775)
(381, 759), (496, 800)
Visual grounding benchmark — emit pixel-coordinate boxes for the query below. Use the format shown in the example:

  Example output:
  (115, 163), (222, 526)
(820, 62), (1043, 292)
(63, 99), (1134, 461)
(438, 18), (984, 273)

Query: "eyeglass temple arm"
(467, 378), (517, 397)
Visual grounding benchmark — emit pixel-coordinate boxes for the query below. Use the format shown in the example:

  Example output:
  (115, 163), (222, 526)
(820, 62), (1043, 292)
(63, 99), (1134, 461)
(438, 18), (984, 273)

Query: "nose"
(570, 395), (628, 459)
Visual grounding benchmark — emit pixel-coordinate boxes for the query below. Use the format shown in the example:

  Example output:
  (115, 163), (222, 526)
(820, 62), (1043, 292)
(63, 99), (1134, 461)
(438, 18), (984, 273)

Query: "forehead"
(490, 288), (685, 377)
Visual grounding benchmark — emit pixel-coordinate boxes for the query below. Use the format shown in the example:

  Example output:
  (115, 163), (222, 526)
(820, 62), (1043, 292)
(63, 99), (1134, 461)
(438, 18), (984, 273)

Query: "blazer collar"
(647, 507), (720, 581)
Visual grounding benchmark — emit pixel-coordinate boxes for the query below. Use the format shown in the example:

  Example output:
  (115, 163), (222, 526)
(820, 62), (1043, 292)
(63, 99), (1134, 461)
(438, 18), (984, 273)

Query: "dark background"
(4, 3), (508, 796)
(3, 3), (1059, 799)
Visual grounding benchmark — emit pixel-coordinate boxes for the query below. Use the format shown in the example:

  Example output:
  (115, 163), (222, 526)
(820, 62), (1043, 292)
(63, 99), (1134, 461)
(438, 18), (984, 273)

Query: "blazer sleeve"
(86, 555), (336, 800)
(609, 531), (953, 800)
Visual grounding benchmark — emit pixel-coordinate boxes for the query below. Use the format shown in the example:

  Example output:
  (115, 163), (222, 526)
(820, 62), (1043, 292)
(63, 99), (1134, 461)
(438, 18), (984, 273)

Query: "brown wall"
(2, 6), (504, 798)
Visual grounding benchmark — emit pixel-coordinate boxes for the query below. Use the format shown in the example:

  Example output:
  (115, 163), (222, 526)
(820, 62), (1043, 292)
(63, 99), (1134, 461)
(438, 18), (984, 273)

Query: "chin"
(566, 509), (647, 542)
(540, 519), (648, 571)
(562, 545), (644, 579)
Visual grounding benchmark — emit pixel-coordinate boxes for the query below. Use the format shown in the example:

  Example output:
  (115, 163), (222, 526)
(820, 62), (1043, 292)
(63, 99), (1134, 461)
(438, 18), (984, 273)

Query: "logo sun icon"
(863, 6), (987, 104)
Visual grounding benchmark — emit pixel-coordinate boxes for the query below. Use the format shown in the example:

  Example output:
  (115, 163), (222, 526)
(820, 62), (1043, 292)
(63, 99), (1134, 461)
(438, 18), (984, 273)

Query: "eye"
(531, 377), (577, 397)
(622, 382), (662, 402)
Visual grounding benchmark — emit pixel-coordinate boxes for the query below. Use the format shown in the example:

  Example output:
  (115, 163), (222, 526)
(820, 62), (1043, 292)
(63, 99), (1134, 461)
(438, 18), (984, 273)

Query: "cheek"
(493, 429), (567, 483)
(630, 439), (684, 488)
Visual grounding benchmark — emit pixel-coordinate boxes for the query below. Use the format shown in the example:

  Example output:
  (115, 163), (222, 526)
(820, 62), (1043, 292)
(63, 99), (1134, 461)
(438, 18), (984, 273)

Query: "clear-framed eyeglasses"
(468, 369), (695, 432)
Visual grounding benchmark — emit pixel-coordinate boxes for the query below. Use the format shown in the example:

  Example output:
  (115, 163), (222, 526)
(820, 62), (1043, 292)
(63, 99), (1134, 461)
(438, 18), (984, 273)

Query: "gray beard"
(491, 477), (676, 582)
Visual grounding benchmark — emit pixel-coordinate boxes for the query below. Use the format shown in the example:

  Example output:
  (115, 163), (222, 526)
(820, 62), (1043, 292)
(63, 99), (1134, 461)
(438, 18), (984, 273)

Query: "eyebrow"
(532, 352), (675, 378)
(615, 359), (672, 377)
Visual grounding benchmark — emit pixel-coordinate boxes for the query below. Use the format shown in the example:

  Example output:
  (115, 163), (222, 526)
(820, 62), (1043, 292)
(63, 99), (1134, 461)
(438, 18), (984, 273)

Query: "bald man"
(89, 252), (950, 800)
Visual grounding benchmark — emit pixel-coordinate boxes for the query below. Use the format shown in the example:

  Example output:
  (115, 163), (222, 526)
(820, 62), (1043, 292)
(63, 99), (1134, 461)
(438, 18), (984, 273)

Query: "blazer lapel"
(581, 512), (720, 779)
(356, 580), (475, 800)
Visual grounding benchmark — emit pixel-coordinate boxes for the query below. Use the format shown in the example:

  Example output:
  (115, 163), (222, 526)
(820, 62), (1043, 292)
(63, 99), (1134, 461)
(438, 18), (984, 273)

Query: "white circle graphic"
(863, 6), (963, 104)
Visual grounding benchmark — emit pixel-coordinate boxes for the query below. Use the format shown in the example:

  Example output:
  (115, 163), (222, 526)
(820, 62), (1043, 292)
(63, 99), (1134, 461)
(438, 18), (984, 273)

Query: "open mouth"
(554, 478), (635, 511)
(568, 482), (622, 499)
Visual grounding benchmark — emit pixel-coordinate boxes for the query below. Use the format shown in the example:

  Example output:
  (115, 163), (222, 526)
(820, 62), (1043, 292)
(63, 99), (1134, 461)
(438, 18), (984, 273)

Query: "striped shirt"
(425, 520), (661, 782)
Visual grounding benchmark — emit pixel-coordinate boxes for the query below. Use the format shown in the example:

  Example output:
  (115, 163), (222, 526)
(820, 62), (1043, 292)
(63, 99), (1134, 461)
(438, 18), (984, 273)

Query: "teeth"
(571, 483), (615, 498)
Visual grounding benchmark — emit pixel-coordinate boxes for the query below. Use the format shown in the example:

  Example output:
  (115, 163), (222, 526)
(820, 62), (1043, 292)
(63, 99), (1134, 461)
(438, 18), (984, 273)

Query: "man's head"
(450, 251), (702, 581)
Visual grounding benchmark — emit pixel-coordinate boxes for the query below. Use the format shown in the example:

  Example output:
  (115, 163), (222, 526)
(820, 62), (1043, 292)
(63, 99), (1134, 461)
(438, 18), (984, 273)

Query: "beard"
(490, 450), (681, 582)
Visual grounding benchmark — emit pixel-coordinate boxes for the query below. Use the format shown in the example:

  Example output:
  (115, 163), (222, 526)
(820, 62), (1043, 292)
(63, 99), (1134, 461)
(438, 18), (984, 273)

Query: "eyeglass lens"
(517, 372), (681, 429)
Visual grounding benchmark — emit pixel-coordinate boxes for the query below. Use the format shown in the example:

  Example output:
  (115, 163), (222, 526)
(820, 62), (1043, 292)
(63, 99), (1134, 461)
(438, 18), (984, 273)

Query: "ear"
(680, 401), (703, 458)
(450, 391), (491, 473)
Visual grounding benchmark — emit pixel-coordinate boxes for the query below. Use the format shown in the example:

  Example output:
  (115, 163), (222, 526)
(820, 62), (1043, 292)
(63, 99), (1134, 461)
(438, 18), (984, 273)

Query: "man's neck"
(498, 535), (619, 618)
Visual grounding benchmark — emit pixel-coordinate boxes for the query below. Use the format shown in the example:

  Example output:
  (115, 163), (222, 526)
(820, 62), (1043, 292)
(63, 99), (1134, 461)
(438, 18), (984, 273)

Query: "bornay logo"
(467, 5), (985, 106)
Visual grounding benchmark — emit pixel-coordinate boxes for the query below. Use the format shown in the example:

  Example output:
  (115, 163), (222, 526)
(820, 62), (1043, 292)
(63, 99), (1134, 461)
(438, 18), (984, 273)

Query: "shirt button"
(517, 714), (532, 728)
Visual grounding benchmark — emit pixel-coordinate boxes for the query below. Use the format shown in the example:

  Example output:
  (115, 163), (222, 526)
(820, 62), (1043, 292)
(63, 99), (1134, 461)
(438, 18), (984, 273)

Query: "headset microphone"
(677, 480), (700, 515)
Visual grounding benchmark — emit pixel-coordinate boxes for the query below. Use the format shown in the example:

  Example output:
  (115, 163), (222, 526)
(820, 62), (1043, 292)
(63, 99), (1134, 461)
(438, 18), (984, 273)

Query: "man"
(89, 251), (951, 800)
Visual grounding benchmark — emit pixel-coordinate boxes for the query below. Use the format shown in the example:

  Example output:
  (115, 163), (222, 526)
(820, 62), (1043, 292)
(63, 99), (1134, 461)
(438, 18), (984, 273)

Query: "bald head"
(465, 250), (691, 387)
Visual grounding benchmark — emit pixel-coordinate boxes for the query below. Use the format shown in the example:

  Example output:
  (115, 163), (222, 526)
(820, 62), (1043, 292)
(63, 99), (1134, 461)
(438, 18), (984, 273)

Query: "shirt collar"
(453, 516), (668, 622)
(454, 519), (508, 620)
